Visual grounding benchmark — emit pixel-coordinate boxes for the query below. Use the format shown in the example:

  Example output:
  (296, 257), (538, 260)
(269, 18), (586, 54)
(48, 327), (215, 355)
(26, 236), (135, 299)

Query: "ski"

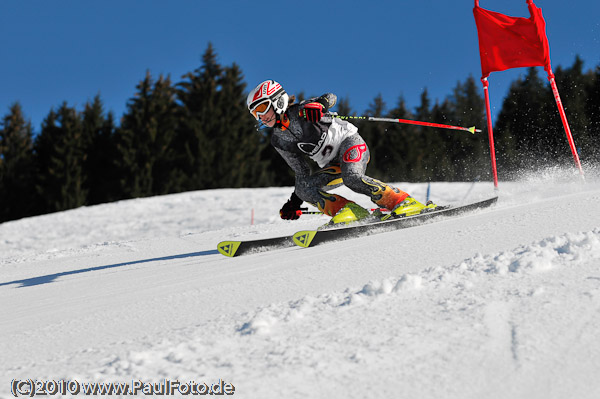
(218, 197), (498, 257)
(217, 235), (295, 257)
(292, 196), (498, 248)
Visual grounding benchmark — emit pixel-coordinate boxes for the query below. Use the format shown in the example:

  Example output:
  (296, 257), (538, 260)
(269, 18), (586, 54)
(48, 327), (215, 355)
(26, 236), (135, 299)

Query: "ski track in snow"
(1, 168), (600, 398)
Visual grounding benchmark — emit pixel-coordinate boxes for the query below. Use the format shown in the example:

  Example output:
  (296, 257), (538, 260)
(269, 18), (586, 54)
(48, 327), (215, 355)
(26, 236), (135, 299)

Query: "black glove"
(280, 192), (303, 220)
(302, 102), (324, 123)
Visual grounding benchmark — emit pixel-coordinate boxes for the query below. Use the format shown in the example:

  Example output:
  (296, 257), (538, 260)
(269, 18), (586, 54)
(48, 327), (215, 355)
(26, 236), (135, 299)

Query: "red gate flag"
(472, 1), (584, 187)
(473, 1), (551, 78)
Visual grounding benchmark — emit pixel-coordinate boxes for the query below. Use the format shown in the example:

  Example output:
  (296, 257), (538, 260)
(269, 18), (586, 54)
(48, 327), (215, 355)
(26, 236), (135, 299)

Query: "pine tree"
(358, 94), (387, 179)
(412, 89), (434, 181)
(494, 67), (550, 174)
(213, 63), (268, 187)
(175, 43), (222, 190)
(448, 76), (487, 180)
(335, 96), (353, 116)
(430, 99), (459, 181)
(0, 103), (35, 222)
(553, 56), (592, 163)
(385, 95), (416, 181)
(117, 71), (181, 198)
(493, 83), (520, 176)
(585, 64), (600, 160)
(82, 95), (121, 204)
(34, 103), (87, 213)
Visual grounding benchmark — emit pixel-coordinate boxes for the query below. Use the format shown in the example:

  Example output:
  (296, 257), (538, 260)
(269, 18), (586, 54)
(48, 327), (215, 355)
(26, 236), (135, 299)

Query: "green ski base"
(217, 236), (295, 257)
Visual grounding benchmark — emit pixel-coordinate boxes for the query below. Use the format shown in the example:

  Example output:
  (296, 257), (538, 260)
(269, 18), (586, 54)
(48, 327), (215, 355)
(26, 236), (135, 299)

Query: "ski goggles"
(249, 100), (271, 120)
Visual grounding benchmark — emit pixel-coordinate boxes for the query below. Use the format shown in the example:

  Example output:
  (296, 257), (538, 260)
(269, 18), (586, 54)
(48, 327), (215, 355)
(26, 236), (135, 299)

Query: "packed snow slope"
(1, 168), (600, 399)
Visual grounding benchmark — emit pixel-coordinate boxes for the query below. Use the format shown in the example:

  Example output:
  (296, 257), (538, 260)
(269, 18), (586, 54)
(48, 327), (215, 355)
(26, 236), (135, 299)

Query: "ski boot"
(381, 197), (437, 221)
(323, 202), (372, 228)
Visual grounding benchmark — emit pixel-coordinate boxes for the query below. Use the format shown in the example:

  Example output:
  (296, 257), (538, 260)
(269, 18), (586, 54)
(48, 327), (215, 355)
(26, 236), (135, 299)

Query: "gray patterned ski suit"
(271, 93), (409, 216)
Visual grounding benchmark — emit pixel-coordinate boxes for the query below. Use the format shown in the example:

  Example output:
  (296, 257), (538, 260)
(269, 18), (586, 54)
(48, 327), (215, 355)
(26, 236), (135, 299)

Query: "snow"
(1, 167), (600, 398)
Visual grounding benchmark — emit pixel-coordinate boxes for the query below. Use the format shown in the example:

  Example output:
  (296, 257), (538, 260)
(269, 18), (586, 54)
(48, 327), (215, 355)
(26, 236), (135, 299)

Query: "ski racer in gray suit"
(247, 80), (434, 224)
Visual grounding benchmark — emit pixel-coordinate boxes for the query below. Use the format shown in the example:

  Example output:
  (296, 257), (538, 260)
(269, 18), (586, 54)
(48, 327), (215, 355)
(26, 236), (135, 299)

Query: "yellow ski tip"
(218, 241), (241, 257)
(293, 231), (317, 248)
(468, 126), (476, 134)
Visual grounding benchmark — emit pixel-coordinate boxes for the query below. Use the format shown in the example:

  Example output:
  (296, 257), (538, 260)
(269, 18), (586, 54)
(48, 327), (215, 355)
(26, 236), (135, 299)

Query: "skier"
(247, 80), (436, 224)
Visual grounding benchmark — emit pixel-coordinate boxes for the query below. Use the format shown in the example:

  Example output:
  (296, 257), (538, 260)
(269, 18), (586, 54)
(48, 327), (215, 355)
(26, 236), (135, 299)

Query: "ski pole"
(298, 207), (390, 216)
(297, 208), (323, 216)
(426, 182), (431, 202)
(334, 115), (481, 134)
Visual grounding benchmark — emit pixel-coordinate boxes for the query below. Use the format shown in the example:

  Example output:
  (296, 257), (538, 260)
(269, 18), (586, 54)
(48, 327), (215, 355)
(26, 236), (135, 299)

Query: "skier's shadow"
(0, 249), (220, 288)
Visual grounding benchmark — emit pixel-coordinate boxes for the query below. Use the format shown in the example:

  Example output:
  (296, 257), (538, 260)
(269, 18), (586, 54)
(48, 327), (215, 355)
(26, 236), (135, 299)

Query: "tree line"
(1, 44), (599, 223)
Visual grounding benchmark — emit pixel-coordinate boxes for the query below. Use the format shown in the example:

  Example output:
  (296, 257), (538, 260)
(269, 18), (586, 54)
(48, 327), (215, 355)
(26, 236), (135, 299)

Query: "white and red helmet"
(247, 80), (289, 120)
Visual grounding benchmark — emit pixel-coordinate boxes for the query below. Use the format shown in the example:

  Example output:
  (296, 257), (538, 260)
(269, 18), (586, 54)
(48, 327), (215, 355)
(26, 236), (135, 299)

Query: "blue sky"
(1, 0), (599, 132)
